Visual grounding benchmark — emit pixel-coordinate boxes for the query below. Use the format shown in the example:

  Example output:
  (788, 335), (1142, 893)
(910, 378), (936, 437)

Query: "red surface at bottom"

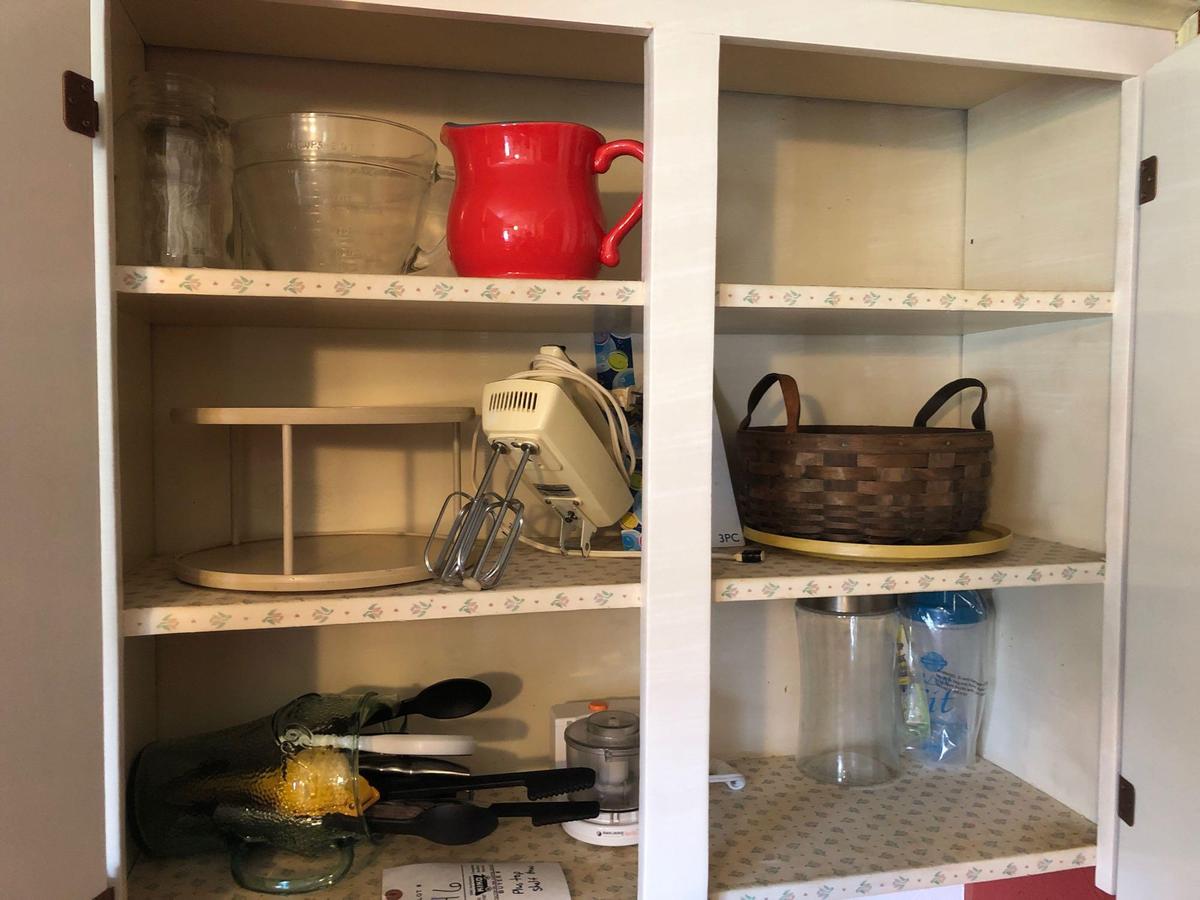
(966, 867), (1114, 899)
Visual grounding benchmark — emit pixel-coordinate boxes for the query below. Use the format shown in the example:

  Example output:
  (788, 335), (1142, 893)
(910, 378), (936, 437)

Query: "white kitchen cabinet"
(4, 0), (1198, 897)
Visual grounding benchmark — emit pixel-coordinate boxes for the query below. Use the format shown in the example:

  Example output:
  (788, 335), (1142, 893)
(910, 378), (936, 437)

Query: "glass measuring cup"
(232, 113), (453, 273)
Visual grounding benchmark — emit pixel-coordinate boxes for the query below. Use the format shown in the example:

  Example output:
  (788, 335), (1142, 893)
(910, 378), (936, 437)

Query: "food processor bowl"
(563, 709), (640, 813)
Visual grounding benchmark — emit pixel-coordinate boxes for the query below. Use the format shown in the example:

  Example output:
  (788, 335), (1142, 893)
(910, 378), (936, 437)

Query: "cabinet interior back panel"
(153, 610), (639, 769)
(982, 583), (1103, 820)
(960, 317), (1112, 820)
(717, 92), (966, 287)
(150, 327), (628, 556)
(713, 333), (964, 441)
(964, 77), (1121, 291)
(143, 47), (647, 282)
(963, 318), (1111, 552)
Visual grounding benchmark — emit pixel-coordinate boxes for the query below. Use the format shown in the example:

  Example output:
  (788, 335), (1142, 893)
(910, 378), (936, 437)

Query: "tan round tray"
(170, 406), (474, 425)
(744, 523), (1013, 562)
(170, 405), (469, 591)
(174, 533), (435, 592)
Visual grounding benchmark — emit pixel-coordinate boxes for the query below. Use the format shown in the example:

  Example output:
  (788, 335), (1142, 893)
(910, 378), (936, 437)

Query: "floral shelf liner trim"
(713, 846), (1097, 899)
(123, 580), (641, 636)
(715, 560), (1105, 602)
(117, 266), (644, 306)
(720, 284), (1113, 314)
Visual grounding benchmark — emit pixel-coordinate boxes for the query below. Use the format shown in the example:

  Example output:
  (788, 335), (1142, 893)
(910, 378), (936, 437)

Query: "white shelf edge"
(115, 265), (644, 307)
(121, 549), (642, 637)
(718, 283), (1113, 315)
(122, 577), (641, 637)
(713, 534), (1105, 602)
(125, 535), (1102, 636)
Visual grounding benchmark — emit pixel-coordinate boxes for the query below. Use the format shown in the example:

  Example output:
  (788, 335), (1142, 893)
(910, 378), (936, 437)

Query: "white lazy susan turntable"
(170, 405), (473, 592)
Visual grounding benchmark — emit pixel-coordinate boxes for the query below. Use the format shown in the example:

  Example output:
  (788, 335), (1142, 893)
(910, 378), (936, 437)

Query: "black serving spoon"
(365, 679), (492, 727)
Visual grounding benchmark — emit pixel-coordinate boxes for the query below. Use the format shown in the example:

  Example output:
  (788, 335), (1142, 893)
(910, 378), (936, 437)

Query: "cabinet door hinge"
(1118, 775), (1136, 827)
(1139, 156), (1158, 205)
(63, 70), (99, 138)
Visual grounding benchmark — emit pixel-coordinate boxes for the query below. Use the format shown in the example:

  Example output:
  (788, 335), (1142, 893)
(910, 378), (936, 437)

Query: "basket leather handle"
(739, 373), (802, 433)
(913, 378), (988, 430)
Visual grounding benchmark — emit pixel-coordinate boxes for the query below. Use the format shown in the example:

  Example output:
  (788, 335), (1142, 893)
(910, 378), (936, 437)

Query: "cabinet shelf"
(713, 534), (1104, 602)
(710, 756), (1096, 899)
(115, 266), (643, 332)
(127, 792), (637, 898)
(125, 759), (1092, 900)
(717, 284), (1113, 335)
(122, 547), (641, 636)
(126, 534), (1101, 636)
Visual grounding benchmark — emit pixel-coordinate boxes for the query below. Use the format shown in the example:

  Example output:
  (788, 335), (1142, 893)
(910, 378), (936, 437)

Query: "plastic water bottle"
(900, 590), (992, 768)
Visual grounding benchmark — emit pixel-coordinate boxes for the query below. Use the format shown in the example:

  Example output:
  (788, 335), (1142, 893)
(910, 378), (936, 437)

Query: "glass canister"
(115, 71), (233, 267)
(564, 709), (639, 812)
(795, 595), (901, 786)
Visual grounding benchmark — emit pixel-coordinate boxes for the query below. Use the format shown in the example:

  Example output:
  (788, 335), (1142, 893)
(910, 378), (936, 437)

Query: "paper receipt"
(381, 862), (571, 899)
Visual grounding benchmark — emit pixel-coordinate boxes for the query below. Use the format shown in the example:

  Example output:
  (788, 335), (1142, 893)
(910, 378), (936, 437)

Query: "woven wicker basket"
(734, 374), (993, 544)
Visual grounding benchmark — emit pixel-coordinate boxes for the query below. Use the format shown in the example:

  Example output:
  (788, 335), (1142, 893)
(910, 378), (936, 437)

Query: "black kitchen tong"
(347, 680), (599, 846)
(374, 766), (596, 801)
(324, 798), (600, 845)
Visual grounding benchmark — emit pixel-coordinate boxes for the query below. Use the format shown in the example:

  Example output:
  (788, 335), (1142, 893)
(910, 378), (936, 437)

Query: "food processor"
(562, 709), (639, 846)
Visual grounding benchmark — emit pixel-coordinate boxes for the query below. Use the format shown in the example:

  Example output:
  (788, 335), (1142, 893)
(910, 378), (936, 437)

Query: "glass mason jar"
(115, 71), (233, 267)
(794, 595), (901, 786)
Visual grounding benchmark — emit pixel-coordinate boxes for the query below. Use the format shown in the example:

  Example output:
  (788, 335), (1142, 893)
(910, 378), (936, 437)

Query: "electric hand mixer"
(425, 346), (636, 590)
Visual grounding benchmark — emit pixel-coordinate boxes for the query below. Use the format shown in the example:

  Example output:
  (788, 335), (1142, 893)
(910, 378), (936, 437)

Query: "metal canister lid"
(795, 595), (897, 616)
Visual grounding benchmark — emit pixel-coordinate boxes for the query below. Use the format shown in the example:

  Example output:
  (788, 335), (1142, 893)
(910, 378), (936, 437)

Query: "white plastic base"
(562, 811), (639, 847)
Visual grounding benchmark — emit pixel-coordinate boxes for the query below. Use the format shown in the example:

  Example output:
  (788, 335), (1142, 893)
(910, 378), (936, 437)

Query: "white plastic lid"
(564, 709), (639, 753)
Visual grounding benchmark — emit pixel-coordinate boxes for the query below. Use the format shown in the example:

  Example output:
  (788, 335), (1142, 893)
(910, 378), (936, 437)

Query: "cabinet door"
(1118, 36), (1200, 899)
(0, 2), (111, 897)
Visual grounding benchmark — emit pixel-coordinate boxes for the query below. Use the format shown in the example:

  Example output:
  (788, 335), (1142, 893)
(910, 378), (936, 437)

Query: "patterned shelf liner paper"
(713, 534), (1105, 603)
(719, 284), (1113, 315)
(710, 757), (1097, 900)
(127, 758), (1095, 899)
(122, 548), (641, 636)
(118, 270), (1109, 316)
(124, 535), (1103, 636)
(116, 266), (643, 306)
(126, 788), (637, 900)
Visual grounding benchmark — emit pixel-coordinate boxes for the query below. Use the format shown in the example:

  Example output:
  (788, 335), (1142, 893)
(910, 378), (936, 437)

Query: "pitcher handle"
(593, 139), (644, 268)
(410, 163), (456, 273)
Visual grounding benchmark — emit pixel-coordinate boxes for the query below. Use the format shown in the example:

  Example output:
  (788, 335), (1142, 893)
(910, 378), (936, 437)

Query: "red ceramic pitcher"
(440, 121), (644, 279)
